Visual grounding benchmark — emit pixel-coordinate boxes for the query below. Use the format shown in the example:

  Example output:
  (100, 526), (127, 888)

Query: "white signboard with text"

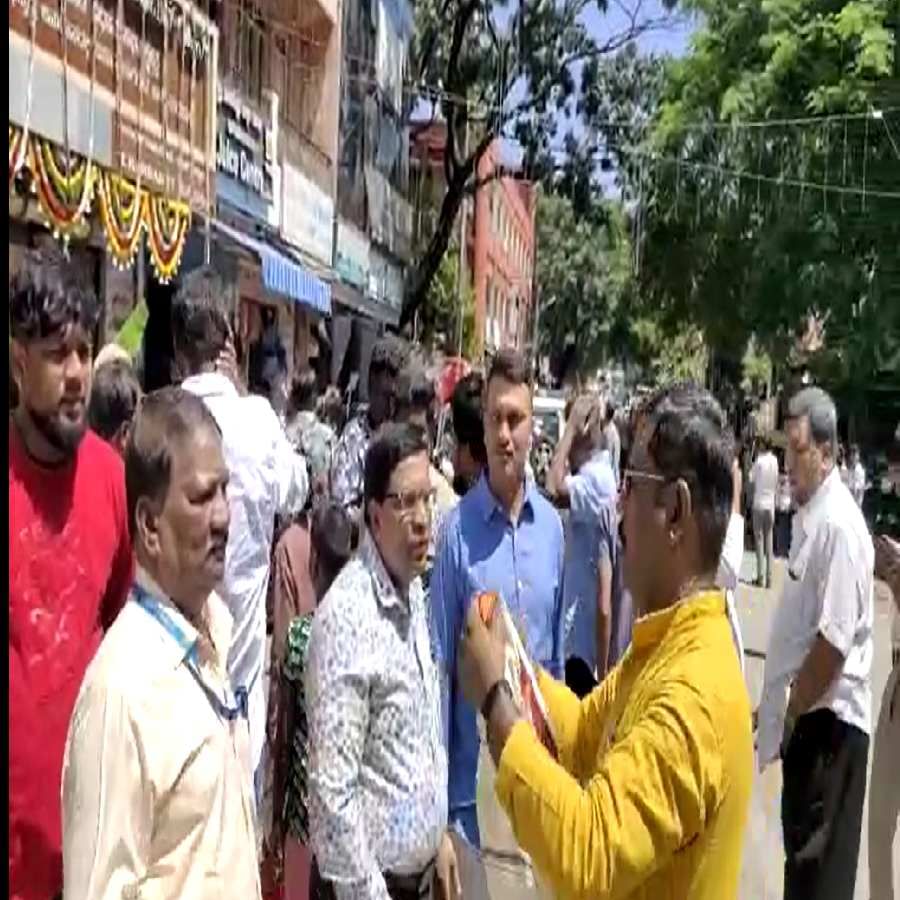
(282, 164), (334, 267)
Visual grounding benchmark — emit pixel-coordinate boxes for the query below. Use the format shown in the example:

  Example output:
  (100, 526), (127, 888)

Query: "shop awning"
(212, 220), (331, 316)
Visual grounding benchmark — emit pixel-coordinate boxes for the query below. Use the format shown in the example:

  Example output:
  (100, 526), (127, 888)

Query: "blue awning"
(212, 220), (331, 316)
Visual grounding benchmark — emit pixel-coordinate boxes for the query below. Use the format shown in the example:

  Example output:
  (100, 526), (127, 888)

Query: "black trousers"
(781, 709), (869, 900)
(312, 858), (434, 900)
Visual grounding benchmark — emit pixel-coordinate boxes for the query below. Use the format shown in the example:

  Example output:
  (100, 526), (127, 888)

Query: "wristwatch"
(481, 678), (513, 722)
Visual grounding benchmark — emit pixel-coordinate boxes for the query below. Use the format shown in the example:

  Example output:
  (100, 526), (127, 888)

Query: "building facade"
(410, 124), (536, 356)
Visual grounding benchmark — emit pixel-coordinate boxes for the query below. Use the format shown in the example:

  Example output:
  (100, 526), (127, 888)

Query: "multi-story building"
(331, 0), (414, 390)
(411, 123), (536, 357)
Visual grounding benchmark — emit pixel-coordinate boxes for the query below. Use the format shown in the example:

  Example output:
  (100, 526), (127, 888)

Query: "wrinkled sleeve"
(330, 429), (361, 511)
(306, 605), (390, 900)
(565, 471), (599, 524)
(815, 524), (860, 658)
(495, 680), (724, 900)
(62, 681), (152, 900)
(270, 405), (309, 516)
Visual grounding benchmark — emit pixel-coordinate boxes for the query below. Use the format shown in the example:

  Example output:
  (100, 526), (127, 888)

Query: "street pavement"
(736, 552), (899, 900)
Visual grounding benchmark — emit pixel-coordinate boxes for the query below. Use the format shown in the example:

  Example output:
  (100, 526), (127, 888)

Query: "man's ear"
(665, 478), (693, 544)
(10, 339), (27, 389)
(135, 495), (162, 557)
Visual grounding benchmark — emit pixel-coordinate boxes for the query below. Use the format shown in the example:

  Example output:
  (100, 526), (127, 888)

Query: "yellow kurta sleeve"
(495, 679), (725, 900)
(538, 666), (620, 782)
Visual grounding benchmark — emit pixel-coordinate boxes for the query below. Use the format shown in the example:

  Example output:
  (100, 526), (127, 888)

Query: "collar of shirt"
(795, 467), (840, 543)
(473, 472), (538, 525)
(133, 567), (232, 676)
(358, 529), (416, 611)
(631, 590), (726, 654)
(182, 372), (240, 402)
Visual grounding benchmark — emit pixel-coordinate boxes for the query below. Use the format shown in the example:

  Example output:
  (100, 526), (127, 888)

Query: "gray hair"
(787, 387), (838, 457)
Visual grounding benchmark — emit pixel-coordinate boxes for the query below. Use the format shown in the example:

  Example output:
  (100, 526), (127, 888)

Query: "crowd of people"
(9, 248), (900, 900)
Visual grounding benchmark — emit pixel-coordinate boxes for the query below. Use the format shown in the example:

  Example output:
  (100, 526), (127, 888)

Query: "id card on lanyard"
(133, 584), (249, 723)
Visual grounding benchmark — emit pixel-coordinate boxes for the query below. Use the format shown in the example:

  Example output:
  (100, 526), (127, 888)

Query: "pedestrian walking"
(457, 382), (753, 900)
(62, 387), (260, 900)
(757, 387), (874, 900)
(9, 253), (133, 900)
(751, 438), (779, 588)
(173, 267), (309, 817)
(775, 470), (794, 557)
(306, 424), (460, 900)
(431, 348), (565, 850)
(848, 445), (867, 508)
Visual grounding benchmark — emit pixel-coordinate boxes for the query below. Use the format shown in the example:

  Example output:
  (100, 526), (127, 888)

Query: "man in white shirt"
(63, 387), (261, 900)
(172, 269), (309, 810)
(757, 387), (874, 900)
(750, 439), (779, 588)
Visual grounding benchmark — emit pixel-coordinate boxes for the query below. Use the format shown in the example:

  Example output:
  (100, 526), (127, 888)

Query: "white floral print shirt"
(306, 531), (447, 900)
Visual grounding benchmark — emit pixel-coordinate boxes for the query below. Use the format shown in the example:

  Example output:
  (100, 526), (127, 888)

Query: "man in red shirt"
(9, 252), (133, 900)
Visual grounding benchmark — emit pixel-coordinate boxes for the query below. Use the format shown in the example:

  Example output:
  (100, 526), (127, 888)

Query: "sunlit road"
(736, 553), (899, 900)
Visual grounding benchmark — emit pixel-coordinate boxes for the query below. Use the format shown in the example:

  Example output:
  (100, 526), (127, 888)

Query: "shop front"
(9, 0), (218, 343)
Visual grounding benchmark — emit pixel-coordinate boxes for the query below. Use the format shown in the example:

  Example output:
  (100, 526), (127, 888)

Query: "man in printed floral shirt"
(307, 424), (459, 900)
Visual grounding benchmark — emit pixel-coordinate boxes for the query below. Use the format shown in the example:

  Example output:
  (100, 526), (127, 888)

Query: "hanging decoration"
(97, 171), (147, 268)
(146, 194), (192, 283)
(9, 125), (26, 189)
(30, 137), (97, 240)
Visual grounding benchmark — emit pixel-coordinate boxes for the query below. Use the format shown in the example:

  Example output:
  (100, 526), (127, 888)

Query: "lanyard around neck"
(133, 584), (248, 723)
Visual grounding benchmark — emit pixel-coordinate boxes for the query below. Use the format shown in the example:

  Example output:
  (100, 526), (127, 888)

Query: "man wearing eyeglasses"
(457, 382), (753, 900)
(306, 424), (459, 900)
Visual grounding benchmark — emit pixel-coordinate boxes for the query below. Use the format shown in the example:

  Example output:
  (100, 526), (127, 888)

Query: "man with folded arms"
(459, 383), (753, 900)
(62, 388), (260, 900)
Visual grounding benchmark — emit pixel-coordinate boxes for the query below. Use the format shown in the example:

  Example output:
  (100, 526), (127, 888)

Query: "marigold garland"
(146, 194), (192, 284)
(97, 171), (147, 269)
(9, 125), (26, 189)
(30, 137), (96, 238)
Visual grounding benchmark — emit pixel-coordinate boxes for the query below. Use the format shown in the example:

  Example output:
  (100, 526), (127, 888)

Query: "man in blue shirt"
(431, 348), (565, 849)
(546, 394), (630, 694)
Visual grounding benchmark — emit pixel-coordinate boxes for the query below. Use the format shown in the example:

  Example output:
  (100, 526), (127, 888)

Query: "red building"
(411, 124), (536, 355)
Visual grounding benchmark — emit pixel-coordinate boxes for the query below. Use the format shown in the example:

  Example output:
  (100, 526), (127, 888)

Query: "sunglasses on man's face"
(620, 468), (669, 496)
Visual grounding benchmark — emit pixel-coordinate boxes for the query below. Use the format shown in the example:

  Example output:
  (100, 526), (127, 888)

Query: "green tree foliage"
(403, 0), (681, 327)
(416, 242), (478, 359)
(534, 191), (632, 372)
(586, 0), (898, 420)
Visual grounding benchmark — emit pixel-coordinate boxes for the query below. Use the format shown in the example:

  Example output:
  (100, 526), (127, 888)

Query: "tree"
(534, 191), (631, 376)
(415, 241), (478, 358)
(584, 0), (899, 420)
(402, 0), (682, 327)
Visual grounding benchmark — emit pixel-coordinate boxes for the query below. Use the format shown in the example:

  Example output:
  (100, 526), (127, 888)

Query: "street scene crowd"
(9, 252), (900, 900)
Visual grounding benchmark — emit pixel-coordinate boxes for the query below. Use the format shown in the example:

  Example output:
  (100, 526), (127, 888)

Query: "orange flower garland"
(97, 171), (147, 269)
(30, 137), (96, 239)
(145, 194), (192, 284)
(9, 125), (26, 189)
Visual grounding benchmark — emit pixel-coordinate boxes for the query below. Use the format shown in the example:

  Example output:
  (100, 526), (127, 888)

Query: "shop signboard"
(335, 219), (369, 290)
(9, 0), (218, 212)
(281, 163), (334, 267)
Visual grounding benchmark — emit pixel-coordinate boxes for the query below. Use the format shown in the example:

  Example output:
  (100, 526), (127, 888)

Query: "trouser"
(781, 709), (869, 900)
(869, 663), (900, 900)
(752, 507), (775, 586)
(312, 858), (435, 900)
(775, 510), (792, 558)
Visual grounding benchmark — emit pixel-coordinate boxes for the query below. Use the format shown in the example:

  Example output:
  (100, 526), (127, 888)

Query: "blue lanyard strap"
(133, 584), (248, 722)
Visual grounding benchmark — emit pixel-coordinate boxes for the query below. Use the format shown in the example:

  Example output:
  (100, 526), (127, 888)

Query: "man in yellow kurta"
(459, 383), (753, 900)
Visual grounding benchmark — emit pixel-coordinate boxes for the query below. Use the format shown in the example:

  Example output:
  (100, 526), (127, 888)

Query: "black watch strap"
(481, 678), (512, 722)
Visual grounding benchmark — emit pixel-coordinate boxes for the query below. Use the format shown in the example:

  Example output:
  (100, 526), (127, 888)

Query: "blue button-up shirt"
(563, 451), (622, 670)
(431, 474), (565, 848)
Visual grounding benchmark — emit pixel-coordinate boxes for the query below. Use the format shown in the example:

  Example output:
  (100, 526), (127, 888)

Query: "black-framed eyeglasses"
(384, 488), (437, 520)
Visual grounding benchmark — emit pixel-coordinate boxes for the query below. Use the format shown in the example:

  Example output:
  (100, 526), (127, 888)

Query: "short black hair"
(310, 501), (353, 586)
(125, 386), (222, 538)
(451, 373), (486, 464)
(638, 382), (734, 571)
(395, 364), (435, 418)
(10, 249), (100, 343)
(369, 334), (407, 380)
(171, 267), (230, 373)
(363, 422), (429, 521)
(290, 368), (318, 412)
(89, 360), (141, 441)
(486, 347), (530, 392)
